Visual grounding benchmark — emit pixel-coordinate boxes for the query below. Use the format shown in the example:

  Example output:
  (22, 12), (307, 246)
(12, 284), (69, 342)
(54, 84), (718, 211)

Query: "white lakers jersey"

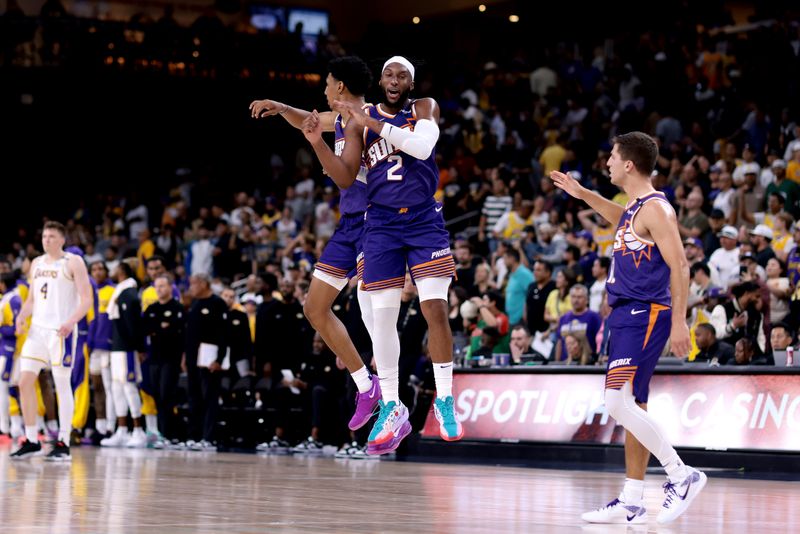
(30, 253), (79, 330)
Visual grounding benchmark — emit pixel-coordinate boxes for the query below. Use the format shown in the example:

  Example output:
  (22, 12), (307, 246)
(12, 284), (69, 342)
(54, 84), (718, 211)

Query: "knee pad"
(312, 269), (349, 291)
(416, 277), (451, 302)
(604, 387), (626, 421)
(370, 287), (402, 310)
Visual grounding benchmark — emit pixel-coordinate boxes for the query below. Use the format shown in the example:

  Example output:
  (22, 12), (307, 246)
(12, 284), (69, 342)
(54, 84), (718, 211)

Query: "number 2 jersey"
(30, 253), (79, 330)
(362, 101), (439, 208)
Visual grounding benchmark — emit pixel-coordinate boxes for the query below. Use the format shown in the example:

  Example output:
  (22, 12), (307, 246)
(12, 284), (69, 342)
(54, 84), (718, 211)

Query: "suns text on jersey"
(366, 137), (398, 168)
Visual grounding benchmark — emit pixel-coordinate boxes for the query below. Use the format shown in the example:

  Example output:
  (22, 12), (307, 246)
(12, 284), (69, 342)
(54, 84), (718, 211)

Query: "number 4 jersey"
(30, 253), (80, 330)
(362, 101), (439, 208)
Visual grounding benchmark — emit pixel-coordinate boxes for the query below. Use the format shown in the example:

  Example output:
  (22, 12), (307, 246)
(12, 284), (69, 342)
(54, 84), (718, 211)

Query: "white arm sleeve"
(380, 119), (439, 160)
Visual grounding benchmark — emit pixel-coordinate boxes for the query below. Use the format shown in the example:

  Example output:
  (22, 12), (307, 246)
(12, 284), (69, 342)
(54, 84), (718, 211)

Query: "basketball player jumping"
(551, 132), (706, 524)
(304, 55), (463, 454)
(11, 221), (93, 461)
(249, 56), (382, 432)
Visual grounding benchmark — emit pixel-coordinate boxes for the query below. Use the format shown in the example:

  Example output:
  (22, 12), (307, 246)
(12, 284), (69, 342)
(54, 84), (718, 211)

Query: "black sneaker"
(10, 439), (43, 460)
(90, 431), (110, 447)
(45, 441), (71, 462)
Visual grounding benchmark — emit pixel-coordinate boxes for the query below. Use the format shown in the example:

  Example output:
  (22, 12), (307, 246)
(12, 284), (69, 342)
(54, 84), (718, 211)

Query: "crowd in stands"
(2, 1), (800, 453)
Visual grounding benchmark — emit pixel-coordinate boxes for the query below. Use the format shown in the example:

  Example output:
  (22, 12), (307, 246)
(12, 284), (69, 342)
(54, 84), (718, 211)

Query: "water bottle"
(787, 345), (794, 367)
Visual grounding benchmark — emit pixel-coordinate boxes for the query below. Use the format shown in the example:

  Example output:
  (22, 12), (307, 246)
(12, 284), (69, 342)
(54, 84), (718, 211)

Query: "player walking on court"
(249, 56), (382, 432)
(11, 221), (93, 461)
(304, 55), (463, 454)
(551, 132), (706, 524)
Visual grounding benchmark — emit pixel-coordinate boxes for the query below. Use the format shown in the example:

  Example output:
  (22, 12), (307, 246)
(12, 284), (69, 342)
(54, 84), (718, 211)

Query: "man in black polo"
(185, 273), (228, 451)
(142, 274), (185, 445)
(524, 260), (555, 335)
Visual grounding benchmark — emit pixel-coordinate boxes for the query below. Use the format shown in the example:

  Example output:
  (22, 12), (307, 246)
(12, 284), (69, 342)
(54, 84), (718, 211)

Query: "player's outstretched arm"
(640, 201), (691, 358)
(550, 171), (624, 225)
(249, 99), (336, 132)
(302, 110), (362, 189)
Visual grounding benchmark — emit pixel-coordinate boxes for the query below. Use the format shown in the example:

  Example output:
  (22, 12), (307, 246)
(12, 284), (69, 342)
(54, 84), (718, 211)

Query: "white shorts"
(20, 325), (77, 374)
(89, 349), (111, 375)
(111, 351), (142, 384)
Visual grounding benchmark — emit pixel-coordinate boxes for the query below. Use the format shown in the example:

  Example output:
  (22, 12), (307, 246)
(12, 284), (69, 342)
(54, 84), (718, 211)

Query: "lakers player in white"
(11, 221), (93, 460)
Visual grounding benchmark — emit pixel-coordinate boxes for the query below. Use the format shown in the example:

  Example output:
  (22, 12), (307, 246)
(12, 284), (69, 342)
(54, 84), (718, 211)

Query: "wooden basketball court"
(0, 446), (796, 533)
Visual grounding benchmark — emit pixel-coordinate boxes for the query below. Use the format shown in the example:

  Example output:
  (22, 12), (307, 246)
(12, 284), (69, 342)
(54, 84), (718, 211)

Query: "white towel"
(107, 278), (138, 320)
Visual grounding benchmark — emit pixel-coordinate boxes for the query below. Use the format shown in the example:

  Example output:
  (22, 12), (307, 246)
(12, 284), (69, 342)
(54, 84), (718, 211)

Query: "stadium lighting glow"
(479, 4), (486, 11)
(412, 16), (420, 24)
(509, 14), (519, 23)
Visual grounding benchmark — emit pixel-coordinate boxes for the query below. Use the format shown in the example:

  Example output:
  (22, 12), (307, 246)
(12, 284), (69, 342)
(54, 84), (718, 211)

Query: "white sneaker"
(126, 428), (148, 449)
(292, 436), (324, 455)
(350, 445), (380, 460)
(581, 498), (648, 524)
(190, 439), (216, 452)
(260, 436), (291, 455)
(657, 468), (707, 524)
(100, 428), (130, 448)
(334, 441), (360, 459)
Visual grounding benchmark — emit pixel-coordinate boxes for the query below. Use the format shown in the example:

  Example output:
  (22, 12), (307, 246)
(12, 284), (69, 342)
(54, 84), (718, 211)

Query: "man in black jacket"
(185, 273), (228, 450)
(254, 271), (286, 381)
(221, 286), (253, 380)
(142, 274), (185, 444)
(691, 323), (735, 365)
(711, 281), (765, 354)
(102, 262), (147, 448)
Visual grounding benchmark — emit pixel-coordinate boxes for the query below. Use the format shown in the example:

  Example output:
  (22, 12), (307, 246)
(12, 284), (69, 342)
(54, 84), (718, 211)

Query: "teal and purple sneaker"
(433, 396), (464, 441)
(366, 400), (411, 455)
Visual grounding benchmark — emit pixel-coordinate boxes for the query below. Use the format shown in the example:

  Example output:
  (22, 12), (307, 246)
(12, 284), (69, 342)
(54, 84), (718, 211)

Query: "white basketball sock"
(95, 418), (107, 435)
(621, 478), (645, 504)
(25, 425), (39, 443)
(146, 414), (158, 434)
(433, 362), (453, 399)
(662, 454), (691, 483)
(350, 365), (372, 394)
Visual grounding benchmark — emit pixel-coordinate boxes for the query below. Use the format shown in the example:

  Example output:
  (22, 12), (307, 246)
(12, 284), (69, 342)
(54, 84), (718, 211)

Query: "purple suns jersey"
(606, 192), (672, 308)
(362, 101), (439, 208)
(334, 113), (368, 215)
